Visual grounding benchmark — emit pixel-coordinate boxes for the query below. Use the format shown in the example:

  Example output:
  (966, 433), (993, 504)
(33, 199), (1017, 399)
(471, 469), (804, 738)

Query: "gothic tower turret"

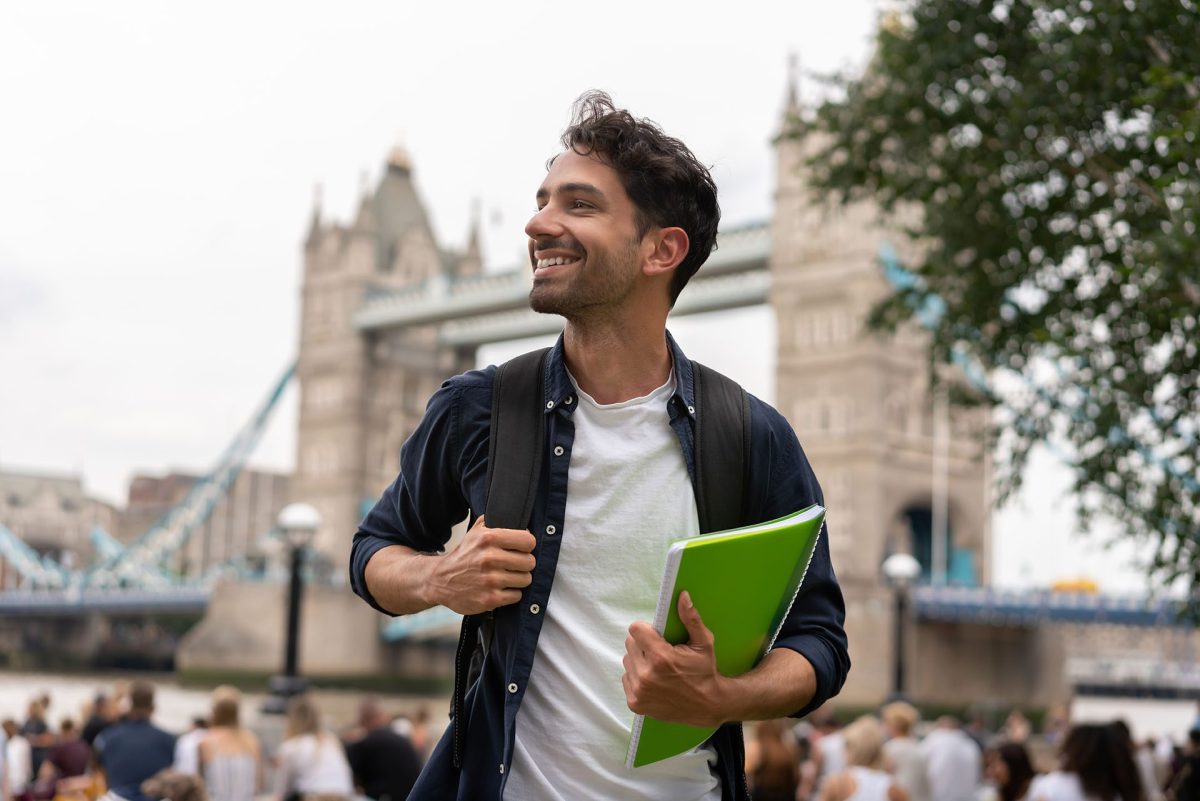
(769, 59), (991, 702)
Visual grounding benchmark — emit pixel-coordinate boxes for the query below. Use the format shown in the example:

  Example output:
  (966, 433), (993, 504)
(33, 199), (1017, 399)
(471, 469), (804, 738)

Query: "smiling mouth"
(533, 255), (581, 277)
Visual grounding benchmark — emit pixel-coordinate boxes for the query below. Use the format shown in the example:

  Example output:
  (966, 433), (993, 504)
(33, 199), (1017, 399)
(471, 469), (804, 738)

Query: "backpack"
(450, 347), (751, 769)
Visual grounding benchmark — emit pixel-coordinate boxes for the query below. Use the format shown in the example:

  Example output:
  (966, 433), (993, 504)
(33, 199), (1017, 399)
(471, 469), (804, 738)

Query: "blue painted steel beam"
(912, 585), (1188, 628)
(0, 587), (210, 617)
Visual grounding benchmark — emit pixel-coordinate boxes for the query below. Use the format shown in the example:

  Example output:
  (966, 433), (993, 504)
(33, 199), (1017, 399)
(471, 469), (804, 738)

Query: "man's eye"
(571, 200), (592, 210)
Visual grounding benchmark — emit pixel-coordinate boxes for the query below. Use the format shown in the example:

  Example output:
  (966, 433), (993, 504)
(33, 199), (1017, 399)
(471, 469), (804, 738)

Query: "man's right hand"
(428, 516), (537, 615)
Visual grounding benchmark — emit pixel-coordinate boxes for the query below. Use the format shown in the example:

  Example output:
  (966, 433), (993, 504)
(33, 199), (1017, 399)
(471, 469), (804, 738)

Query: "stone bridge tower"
(769, 80), (992, 703)
(293, 148), (478, 568)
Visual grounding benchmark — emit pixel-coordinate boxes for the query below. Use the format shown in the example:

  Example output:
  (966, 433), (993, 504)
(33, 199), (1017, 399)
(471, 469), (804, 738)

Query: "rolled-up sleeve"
(751, 401), (850, 717)
(349, 380), (470, 615)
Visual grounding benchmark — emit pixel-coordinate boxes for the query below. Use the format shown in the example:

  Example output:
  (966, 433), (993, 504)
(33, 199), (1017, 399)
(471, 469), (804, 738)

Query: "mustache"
(530, 238), (584, 257)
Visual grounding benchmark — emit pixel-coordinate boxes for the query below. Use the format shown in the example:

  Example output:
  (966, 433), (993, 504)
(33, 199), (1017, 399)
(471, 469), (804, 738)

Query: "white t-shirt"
(504, 372), (719, 801)
(921, 728), (981, 801)
(273, 733), (354, 797)
(1027, 771), (1106, 801)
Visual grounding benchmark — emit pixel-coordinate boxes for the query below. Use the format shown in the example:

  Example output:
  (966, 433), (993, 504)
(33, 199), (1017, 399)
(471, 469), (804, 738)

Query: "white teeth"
(536, 256), (578, 269)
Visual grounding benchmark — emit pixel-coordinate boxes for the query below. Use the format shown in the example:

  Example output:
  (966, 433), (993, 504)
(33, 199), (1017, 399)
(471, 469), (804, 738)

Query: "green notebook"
(625, 504), (826, 768)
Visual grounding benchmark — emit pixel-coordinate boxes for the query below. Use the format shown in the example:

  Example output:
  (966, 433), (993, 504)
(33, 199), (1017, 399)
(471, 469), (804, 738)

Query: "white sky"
(0, 1), (1154, 593)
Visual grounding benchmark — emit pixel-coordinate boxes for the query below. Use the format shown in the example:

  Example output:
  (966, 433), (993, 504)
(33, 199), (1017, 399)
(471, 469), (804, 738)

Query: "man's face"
(525, 149), (644, 318)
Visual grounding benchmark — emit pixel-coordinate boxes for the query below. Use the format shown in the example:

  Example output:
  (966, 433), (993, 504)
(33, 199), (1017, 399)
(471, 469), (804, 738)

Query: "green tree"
(803, 0), (1199, 591)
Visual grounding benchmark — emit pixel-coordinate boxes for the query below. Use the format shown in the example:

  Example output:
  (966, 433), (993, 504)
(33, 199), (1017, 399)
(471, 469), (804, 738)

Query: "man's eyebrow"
(535, 182), (606, 202)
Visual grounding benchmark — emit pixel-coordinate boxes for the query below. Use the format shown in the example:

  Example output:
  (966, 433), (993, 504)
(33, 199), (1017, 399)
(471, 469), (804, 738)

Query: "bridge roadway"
(0, 586), (210, 616)
(353, 221), (772, 344)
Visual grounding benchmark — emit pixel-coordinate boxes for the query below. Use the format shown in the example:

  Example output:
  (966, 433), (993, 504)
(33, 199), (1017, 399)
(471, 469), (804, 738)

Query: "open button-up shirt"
(350, 332), (850, 801)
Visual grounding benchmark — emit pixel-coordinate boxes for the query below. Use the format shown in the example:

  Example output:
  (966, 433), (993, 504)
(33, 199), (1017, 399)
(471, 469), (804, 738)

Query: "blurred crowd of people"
(0, 682), (431, 801)
(746, 703), (1200, 801)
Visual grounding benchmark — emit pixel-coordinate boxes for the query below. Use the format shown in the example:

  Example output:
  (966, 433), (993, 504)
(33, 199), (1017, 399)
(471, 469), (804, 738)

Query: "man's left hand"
(621, 590), (730, 728)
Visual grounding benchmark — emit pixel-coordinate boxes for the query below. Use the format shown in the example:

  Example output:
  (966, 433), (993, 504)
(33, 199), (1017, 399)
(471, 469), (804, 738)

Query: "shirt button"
(499, 763), (505, 774)
(553, 445), (564, 456)
(565, 396), (574, 405)
(545, 524), (557, 536)
(545, 401), (554, 410)
(530, 603), (541, 614)
(687, 405), (696, 414)
(508, 682), (519, 694)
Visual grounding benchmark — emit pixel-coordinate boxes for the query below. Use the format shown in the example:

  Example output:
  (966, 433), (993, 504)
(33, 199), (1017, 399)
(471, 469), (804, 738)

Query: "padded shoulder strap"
(485, 347), (550, 529)
(452, 347), (549, 770)
(691, 360), (751, 535)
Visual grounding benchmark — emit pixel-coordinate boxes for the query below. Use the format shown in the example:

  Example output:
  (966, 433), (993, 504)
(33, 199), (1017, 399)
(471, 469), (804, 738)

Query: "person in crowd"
(820, 716), (909, 801)
(1111, 720), (1162, 801)
(984, 742), (1036, 801)
(1005, 711), (1033, 745)
(794, 724), (822, 801)
(343, 698), (421, 801)
(1043, 706), (1070, 749)
(38, 719), (90, 782)
(921, 716), (982, 801)
(818, 713), (849, 783)
(140, 769), (207, 801)
(20, 701), (53, 780)
(745, 719), (801, 801)
(1027, 723), (1141, 801)
(272, 695), (353, 801)
(882, 701), (932, 801)
(93, 681), (176, 801)
(1167, 728), (1200, 801)
(406, 707), (431, 762)
(3, 719), (33, 801)
(172, 718), (208, 777)
(197, 686), (260, 801)
(81, 696), (114, 749)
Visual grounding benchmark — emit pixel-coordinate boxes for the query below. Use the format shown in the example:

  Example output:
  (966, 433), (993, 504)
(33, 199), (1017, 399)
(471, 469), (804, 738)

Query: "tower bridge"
(2, 81), (1194, 706)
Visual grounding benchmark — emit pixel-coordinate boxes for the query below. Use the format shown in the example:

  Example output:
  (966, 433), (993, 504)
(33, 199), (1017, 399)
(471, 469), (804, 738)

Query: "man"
(93, 681), (176, 801)
(350, 91), (849, 800)
(81, 694), (114, 749)
(343, 699), (422, 801)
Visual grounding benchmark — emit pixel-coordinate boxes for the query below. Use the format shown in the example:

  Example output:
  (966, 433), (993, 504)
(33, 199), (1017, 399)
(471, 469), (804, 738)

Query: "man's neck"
(562, 314), (671, 405)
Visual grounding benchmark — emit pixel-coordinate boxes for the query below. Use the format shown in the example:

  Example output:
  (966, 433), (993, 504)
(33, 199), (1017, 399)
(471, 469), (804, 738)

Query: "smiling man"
(350, 91), (849, 801)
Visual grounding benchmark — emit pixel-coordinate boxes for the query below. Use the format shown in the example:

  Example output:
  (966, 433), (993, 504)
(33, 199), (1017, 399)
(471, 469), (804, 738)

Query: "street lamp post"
(262, 502), (320, 714)
(881, 552), (922, 702)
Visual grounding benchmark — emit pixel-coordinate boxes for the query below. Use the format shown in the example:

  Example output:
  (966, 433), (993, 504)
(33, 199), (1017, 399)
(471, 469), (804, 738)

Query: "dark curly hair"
(556, 90), (720, 306)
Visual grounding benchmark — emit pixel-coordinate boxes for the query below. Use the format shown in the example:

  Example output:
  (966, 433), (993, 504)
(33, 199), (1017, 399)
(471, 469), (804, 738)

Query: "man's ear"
(642, 227), (690, 278)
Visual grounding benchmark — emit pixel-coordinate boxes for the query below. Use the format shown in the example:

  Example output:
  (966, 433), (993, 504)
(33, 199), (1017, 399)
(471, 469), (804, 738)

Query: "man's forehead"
(537, 149), (619, 194)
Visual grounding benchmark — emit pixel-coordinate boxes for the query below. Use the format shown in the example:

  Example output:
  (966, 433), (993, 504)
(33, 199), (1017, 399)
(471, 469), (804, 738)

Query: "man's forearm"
(363, 544), (441, 616)
(712, 648), (817, 723)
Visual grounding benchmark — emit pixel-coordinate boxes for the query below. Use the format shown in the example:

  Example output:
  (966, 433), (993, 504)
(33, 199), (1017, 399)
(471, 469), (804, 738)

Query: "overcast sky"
(0, 1), (1155, 592)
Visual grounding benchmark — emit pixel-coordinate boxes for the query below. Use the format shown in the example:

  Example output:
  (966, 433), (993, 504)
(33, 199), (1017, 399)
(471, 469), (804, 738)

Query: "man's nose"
(525, 204), (563, 240)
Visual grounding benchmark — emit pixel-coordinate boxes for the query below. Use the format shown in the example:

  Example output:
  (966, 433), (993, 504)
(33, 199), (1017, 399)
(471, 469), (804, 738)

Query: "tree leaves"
(803, 0), (1200, 593)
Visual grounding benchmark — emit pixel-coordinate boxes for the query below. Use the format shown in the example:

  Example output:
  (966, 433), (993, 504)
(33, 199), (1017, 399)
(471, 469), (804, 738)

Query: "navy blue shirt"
(94, 719), (176, 801)
(350, 332), (850, 801)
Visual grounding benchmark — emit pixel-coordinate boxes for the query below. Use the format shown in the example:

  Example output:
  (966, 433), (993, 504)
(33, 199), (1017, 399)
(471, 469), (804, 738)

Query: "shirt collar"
(542, 329), (696, 419)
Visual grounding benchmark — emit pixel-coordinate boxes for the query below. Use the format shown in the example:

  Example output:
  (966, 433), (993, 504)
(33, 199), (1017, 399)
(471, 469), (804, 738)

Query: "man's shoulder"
(441, 364), (496, 393)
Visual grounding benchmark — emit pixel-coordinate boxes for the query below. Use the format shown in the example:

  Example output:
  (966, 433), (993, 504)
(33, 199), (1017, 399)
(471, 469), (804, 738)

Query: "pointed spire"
(387, 134), (414, 174)
(306, 182), (323, 246)
(786, 51), (801, 115)
(467, 197), (482, 256)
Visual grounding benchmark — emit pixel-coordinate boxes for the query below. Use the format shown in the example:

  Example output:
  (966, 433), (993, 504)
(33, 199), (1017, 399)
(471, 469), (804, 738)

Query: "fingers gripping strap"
(452, 347), (549, 770)
(692, 361), (750, 535)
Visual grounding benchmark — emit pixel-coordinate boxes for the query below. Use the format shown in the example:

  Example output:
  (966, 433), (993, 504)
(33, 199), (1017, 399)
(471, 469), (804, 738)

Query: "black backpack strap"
(691, 360), (751, 535)
(451, 347), (549, 769)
